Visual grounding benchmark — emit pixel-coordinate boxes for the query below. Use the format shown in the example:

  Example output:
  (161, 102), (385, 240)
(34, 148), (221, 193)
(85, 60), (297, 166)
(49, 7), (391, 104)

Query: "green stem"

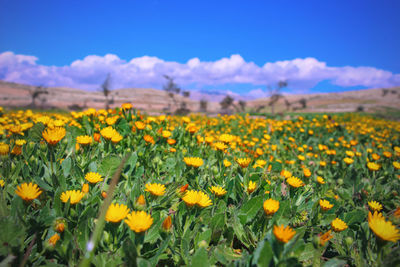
(79, 153), (130, 267)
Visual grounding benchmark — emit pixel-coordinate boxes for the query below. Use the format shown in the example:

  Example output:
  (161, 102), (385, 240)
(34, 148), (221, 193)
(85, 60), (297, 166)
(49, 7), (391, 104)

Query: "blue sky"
(0, 0), (399, 98)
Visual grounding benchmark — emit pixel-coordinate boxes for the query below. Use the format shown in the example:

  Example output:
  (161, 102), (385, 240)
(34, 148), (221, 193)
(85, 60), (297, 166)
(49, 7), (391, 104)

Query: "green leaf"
(298, 243), (314, 262)
(33, 176), (52, 191)
(322, 258), (347, 267)
(320, 213), (337, 226)
(137, 258), (152, 267)
(191, 247), (210, 267)
(344, 209), (366, 225)
(195, 228), (212, 248)
(28, 122), (45, 142)
(61, 157), (72, 178)
(252, 237), (273, 267)
(144, 213), (162, 244)
(271, 162), (282, 172)
(150, 234), (172, 265)
(238, 195), (263, 224)
(210, 213), (225, 230)
(98, 156), (121, 178)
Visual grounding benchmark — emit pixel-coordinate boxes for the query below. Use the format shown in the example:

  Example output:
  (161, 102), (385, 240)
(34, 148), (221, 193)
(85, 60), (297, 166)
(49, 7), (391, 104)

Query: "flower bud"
(136, 194), (146, 209)
(337, 179), (343, 185)
(55, 223), (65, 233)
(40, 141), (47, 151)
(82, 183), (89, 194)
(101, 191), (107, 199)
(198, 240), (208, 248)
(162, 216), (172, 232)
(94, 133), (101, 143)
(48, 233), (60, 247)
(345, 237), (353, 247)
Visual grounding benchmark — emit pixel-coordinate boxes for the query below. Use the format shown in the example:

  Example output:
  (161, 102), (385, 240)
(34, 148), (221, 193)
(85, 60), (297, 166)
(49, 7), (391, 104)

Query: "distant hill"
(247, 87), (400, 113)
(0, 80), (399, 114)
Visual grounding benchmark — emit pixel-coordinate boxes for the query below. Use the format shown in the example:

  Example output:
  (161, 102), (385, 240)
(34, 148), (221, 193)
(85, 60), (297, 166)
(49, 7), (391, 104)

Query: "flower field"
(0, 104), (400, 266)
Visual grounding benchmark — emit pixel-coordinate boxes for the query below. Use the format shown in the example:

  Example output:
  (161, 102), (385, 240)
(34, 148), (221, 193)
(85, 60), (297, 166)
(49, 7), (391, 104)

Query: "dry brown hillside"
(247, 87), (400, 113)
(0, 80), (399, 114)
(0, 80), (213, 113)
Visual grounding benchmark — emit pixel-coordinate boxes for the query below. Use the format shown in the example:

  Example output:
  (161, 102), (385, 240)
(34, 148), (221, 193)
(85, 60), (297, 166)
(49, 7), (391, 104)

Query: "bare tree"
(200, 99), (208, 112)
(29, 85), (48, 108)
(299, 98), (307, 109)
(163, 75), (191, 115)
(284, 99), (291, 111)
(101, 73), (112, 109)
(163, 75), (180, 108)
(268, 80), (287, 115)
(220, 95), (234, 110)
(238, 100), (246, 112)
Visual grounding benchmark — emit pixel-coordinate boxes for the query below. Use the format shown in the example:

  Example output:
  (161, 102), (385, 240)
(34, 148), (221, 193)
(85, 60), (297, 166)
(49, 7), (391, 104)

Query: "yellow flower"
(0, 143), (10, 155)
(76, 135), (92, 146)
(343, 157), (354, 165)
(143, 135), (155, 144)
(253, 160), (267, 169)
(121, 103), (133, 110)
(111, 132), (123, 144)
(223, 159), (232, 167)
(383, 151), (392, 158)
(280, 170), (292, 179)
(48, 233), (60, 246)
(368, 201), (382, 212)
(182, 190), (212, 208)
(319, 230), (333, 246)
(273, 225), (296, 243)
(85, 172), (103, 184)
(319, 161), (326, 167)
(319, 199), (333, 211)
(124, 211), (153, 233)
(183, 157), (204, 168)
(263, 199), (279, 215)
(219, 134), (235, 143)
(42, 127), (66, 145)
(167, 139), (176, 145)
(393, 161), (400, 170)
(60, 190), (85, 204)
(298, 155), (305, 161)
(100, 126), (118, 140)
(236, 158), (251, 168)
(15, 139), (26, 146)
(135, 121), (146, 130)
(15, 182), (42, 202)
(286, 176), (305, 188)
(162, 130), (172, 138)
(331, 218), (348, 232)
(209, 186), (227, 197)
(145, 183), (166, 196)
(316, 176), (325, 184)
(368, 212), (400, 242)
(303, 168), (311, 177)
(345, 151), (355, 157)
(247, 181), (257, 194)
(367, 162), (380, 171)
(106, 203), (130, 223)
(372, 153), (380, 161)
(0, 179), (4, 187)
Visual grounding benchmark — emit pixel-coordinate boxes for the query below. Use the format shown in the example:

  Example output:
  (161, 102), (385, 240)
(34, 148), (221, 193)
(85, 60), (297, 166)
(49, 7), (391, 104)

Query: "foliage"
(0, 106), (400, 266)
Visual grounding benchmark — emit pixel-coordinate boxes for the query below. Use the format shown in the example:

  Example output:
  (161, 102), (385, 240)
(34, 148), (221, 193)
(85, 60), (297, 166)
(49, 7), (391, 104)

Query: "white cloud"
(1, 51), (399, 94)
